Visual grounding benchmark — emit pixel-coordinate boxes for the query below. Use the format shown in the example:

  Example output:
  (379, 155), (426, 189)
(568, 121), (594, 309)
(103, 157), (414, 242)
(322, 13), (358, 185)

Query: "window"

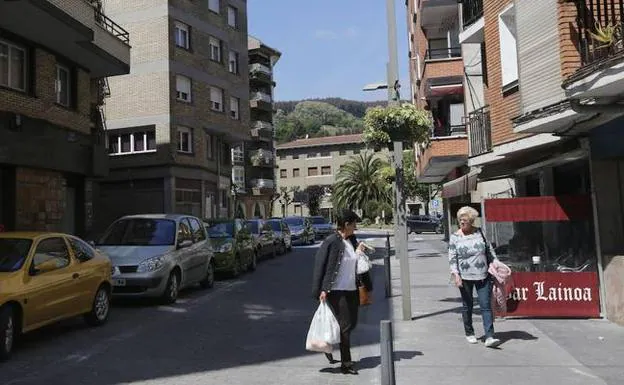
(230, 96), (240, 119)
(210, 86), (223, 111)
(32, 238), (70, 273)
(208, 0), (220, 13)
(227, 6), (238, 28)
(228, 51), (239, 74)
(206, 134), (214, 160)
(233, 167), (245, 187)
(209, 37), (222, 62)
(308, 152), (317, 158)
(188, 217), (206, 242)
(0, 40), (26, 91)
(280, 169), (287, 178)
(293, 168), (300, 177)
(68, 237), (95, 262)
(339, 150), (346, 155)
(308, 167), (318, 176)
(178, 219), (193, 242)
(177, 126), (193, 153)
(498, 5), (518, 89)
(176, 75), (191, 102)
(55, 65), (71, 107)
(321, 166), (331, 175)
(320, 151), (330, 157)
(108, 130), (156, 155)
(174, 22), (190, 49)
(221, 142), (231, 166)
(293, 154), (299, 160)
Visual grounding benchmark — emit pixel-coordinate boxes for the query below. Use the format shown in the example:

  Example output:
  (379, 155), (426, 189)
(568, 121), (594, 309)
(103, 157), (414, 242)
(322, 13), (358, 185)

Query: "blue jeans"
(459, 278), (494, 339)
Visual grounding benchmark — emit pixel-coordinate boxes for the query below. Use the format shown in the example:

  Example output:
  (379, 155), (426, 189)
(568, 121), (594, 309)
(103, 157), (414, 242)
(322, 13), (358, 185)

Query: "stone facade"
(15, 168), (66, 232)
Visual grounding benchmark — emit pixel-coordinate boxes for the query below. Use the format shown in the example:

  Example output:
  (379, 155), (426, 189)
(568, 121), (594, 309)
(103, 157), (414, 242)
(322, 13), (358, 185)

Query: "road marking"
(570, 367), (600, 379)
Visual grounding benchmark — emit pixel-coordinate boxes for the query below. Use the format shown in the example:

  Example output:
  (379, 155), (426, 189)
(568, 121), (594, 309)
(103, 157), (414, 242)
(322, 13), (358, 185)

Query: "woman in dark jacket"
(311, 209), (364, 375)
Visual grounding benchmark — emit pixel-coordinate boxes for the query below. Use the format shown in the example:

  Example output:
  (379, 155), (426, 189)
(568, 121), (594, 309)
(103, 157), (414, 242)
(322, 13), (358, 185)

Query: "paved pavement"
(2, 232), (622, 385)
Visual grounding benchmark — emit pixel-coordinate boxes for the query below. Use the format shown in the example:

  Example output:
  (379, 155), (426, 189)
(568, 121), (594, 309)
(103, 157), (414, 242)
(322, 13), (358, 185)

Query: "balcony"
(459, 0), (485, 43)
(467, 106), (492, 157)
(0, 0), (130, 77)
(249, 63), (273, 85)
(425, 47), (462, 61)
(232, 149), (244, 165)
(562, 0), (624, 98)
(249, 178), (275, 190)
(250, 91), (273, 112)
(249, 149), (274, 167)
(416, 125), (469, 183)
(250, 121), (274, 141)
(421, 0), (459, 28)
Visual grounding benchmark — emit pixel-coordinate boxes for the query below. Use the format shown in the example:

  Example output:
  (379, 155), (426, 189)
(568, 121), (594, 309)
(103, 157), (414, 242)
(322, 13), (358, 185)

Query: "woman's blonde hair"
(456, 206), (479, 223)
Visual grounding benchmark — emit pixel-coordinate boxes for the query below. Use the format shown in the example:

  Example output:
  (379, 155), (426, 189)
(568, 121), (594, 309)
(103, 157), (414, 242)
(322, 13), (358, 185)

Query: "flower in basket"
(363, 103), (432, 150)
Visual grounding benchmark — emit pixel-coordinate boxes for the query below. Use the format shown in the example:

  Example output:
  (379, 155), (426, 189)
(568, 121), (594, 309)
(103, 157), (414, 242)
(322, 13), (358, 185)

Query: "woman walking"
(311, 209), (364, 375)
(449, 206), (501, 348)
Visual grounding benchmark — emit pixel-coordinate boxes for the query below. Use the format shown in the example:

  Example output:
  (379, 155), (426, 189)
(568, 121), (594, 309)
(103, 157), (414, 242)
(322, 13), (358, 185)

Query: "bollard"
(384, 232), (392, 297)
(380, 320), (396, 385)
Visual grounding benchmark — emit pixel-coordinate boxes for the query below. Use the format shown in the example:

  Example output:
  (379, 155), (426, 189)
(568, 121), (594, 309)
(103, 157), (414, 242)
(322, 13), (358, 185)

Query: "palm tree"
(332, 152), (391, 218)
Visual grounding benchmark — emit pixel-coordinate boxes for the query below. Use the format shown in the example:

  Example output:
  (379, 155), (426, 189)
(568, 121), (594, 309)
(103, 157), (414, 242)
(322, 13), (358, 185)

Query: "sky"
(247, 0), (409, 102)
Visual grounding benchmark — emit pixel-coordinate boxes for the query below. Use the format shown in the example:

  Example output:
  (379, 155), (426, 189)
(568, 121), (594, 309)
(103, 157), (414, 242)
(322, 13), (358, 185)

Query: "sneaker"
(466, 335), (478, 344)
(484, 337), (501, 348)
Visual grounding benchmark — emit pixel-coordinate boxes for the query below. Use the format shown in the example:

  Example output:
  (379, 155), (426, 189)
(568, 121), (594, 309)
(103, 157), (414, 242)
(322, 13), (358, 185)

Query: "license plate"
(113, 278), (126, 287)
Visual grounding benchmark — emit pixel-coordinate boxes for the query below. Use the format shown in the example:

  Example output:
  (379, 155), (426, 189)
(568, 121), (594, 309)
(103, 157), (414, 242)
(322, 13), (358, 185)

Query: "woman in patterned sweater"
(449, 206), (501, 348)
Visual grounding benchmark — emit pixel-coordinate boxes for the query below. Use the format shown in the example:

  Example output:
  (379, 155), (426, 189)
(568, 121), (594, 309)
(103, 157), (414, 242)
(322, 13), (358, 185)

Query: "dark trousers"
(459, 278), (494, 339)
(326, 290), (359, 363)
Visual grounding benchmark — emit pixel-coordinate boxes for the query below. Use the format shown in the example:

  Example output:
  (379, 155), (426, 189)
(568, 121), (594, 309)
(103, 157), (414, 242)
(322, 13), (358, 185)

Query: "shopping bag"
(305, 301), (340, 353)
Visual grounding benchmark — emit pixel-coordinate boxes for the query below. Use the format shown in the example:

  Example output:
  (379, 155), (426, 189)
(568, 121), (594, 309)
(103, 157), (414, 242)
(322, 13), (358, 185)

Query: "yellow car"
(0, 232), (113, 361)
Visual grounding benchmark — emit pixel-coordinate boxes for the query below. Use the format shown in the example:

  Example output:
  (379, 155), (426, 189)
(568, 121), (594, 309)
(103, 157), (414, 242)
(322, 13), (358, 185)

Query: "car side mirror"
(178, 239), (193, 249)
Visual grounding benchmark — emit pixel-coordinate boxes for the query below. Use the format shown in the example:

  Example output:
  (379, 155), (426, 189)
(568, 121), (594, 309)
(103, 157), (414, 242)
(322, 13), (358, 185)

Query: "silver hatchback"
(96, 214), (215, 303)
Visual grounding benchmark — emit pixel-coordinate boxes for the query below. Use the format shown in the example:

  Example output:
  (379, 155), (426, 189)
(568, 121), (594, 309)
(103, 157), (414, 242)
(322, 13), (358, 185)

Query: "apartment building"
(274, 134), (390, 218)
(406, 0), (471, 235)
(230, 36), (281, 219)
(94, 0), (249, 231)
(0, 0), (131, 236)
(449, 0), (624, 323)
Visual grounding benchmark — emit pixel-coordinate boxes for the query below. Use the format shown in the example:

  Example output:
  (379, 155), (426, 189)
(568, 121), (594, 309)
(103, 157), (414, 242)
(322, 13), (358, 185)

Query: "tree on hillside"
(332, 153), (391, 219)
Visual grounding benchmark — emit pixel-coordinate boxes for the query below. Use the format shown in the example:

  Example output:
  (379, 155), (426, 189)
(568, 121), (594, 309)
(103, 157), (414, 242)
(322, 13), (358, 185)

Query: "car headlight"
(218, 243), (233, 253)
(111, 266), (121, 276)
(137, 256), (166, 273)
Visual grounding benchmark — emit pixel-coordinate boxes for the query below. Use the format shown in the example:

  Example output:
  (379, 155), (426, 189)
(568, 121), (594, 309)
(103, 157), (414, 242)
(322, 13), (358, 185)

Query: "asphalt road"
(0, 232), (392, 385)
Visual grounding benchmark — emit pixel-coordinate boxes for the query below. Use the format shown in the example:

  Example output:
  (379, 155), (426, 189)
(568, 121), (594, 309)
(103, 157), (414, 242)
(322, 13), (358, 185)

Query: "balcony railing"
(250, 92), (272, 103)
(250, 178), (275, 189)
(431, 124), (467, 138)
(573, 0), (624, 70)
(250, 63), (272, 76)
(249, 149), (274, 166)
(468, 106), (492, 157)
(460, 0), (484, 28)
(232, 149), (244, 164)
(91, 3), (130, 45)
(425, 47), (461, 60)
(252, 121), (273, 130)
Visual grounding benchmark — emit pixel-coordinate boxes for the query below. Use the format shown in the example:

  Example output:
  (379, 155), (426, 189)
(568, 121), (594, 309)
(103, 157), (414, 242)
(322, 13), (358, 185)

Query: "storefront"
(483, 194), (601, 318)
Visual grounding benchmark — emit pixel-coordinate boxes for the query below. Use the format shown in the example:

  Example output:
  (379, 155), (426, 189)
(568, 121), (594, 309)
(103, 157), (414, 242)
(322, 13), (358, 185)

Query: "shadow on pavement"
(411, 306), (463, 321)
(496, 330), (539, 344)
(318, 350), (423, 373)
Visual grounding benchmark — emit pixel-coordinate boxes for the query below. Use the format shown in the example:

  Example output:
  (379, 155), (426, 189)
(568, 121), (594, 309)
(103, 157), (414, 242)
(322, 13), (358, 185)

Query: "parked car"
(204, 219), (255, 277)
(283, 216), (315, 245)
(406, 215), (443, 234)
(0, 232), (112, 361)
(266, 218), (292, 254)
(96, 214), (215, 304)
(246, 219), (277, 260)
(308, 216), (334, 240)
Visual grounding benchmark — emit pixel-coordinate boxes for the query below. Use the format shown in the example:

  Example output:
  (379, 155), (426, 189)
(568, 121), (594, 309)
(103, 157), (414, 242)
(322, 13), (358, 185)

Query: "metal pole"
(385, 232), (392, 298)
(380, 320), (396, 385)
(386, 0), (399, 105)
(394, 141), (412, 321)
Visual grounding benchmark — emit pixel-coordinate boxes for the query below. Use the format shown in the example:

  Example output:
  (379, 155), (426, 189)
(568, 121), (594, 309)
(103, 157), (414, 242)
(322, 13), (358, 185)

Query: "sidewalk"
(386, 235), (624, 385)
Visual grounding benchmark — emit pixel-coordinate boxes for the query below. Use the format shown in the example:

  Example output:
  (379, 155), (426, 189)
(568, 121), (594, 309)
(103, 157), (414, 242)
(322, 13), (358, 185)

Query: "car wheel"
(248, 251), (257, 272)
(84, 285), (111, 326)
(199, 261), (215, 289)
(162, 270), (180, 304)
(0, 306), (15, 362)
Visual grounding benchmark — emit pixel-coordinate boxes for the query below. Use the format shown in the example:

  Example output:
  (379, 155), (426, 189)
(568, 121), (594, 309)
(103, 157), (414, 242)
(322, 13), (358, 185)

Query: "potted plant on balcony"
(250, 152), (263, 166)
(590, 21), (623, 57)
(363, 103), (432, 151)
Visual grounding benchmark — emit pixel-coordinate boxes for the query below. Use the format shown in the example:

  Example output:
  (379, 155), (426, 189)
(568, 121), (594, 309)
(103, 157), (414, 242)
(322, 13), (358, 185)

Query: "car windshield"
(98, 218), (176, 246)
(310, 217), (328, 225)
(207, 222), (234, 238)
(284, 217), (304, 227)
(247, 221), (260, 234)
(0, 238), (33, 272)
(268, 220), (282, 231)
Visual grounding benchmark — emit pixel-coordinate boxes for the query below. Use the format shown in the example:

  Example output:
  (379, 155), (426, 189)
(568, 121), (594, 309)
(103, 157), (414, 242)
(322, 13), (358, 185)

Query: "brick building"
(230, 36), (281, 219)
(94, 0), (250, 233)
(0, 0), (130, 236)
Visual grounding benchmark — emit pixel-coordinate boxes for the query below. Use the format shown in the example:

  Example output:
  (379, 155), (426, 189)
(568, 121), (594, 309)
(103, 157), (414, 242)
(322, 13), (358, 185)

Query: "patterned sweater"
(448, 230), (497, 281)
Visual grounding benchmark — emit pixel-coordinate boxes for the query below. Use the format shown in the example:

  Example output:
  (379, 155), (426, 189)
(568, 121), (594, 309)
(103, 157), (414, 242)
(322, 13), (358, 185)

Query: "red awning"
(484, 195), (592, 222)
(428, 84), (464, 97)
(442, 169), (480, 198)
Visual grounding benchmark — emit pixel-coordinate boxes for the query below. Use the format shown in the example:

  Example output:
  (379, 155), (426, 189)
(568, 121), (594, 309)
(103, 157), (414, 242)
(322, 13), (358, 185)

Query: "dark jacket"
(311, 233), (373, 299)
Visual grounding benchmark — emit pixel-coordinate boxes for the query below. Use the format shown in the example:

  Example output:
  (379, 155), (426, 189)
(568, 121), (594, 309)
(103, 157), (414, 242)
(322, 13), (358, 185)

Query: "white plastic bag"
(356, 251), (372, 274)
(305, 301), (340, 353)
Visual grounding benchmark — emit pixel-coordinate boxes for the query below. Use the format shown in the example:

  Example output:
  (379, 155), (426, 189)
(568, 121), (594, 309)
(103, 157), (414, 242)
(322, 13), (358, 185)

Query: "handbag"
(358, 286), (372, 306)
